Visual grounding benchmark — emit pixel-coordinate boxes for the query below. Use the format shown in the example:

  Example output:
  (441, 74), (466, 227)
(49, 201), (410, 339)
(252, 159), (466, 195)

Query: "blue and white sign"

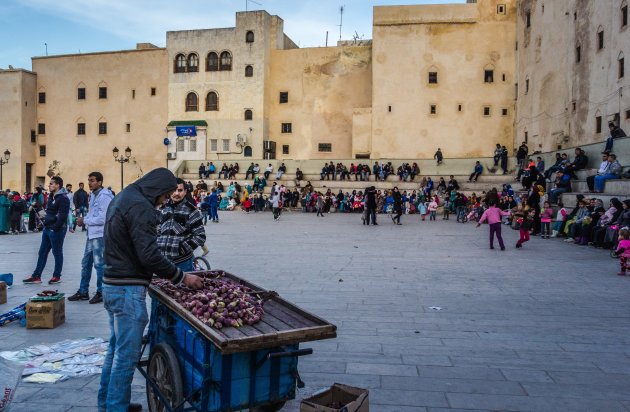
(175, 126), (197, 137)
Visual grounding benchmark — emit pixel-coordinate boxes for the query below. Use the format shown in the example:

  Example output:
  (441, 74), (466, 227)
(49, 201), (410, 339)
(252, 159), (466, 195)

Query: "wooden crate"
(149, 270), (337, 354)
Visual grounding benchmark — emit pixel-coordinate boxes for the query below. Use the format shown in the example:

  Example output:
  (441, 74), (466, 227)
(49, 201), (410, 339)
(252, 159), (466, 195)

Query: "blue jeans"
(32, 228), (66, 278)
(594, 173), (619, 192)
(210, 204), (218, 221)
(201, 210), (209, 225)
(549, 188), (568, 204)
(176, 258), (193, 272)
(98, 285), (148, 412)
(79, 237), (104, 294)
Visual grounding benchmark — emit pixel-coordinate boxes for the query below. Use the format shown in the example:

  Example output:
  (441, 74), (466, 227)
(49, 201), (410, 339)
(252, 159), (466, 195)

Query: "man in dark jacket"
(23, 175), (70, 284)
(364, 186), (377, 225)
(98, 168), (203, 412)
(73, 182), (89, 231)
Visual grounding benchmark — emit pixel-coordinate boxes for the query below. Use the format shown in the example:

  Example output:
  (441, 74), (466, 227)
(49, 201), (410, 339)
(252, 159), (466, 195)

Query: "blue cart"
(137, 270), (337, 412)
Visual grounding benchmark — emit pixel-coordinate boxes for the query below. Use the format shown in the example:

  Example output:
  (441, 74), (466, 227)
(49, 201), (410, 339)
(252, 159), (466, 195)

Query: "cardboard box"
(300, 383), (369, 412)
(26, 298), (65, 329)
(0, 281), (6, 305)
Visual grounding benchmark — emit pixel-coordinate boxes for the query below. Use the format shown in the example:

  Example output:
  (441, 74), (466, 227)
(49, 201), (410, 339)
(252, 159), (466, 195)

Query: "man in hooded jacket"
(98, 168), (203, 412)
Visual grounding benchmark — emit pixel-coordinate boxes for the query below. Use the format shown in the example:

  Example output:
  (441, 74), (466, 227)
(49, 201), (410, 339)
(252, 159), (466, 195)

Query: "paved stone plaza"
(1, 211), (630, 411)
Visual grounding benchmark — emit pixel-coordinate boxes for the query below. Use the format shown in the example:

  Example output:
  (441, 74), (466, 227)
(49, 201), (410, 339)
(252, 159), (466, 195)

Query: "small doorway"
(25, 163), (33, 192)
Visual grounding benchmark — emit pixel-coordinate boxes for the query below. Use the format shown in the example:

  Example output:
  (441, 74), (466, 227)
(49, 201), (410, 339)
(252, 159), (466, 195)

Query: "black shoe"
(68, 291), (89, 301)
(89, 292), (103, 304)
(128, 403), (143, 412)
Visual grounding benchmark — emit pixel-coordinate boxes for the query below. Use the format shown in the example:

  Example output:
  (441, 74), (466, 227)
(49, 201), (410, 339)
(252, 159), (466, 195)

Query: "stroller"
(28, 206), (45, 232)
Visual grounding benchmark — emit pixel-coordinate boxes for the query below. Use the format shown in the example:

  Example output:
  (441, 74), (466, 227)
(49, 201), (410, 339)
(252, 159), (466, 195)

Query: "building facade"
(0, 0), (627, 191)
(515, 0), (630, 152)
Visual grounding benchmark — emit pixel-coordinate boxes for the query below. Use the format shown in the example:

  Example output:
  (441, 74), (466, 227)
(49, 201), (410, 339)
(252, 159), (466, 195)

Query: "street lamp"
(0, 149), (10, 190)
(112, 146), (131, 191)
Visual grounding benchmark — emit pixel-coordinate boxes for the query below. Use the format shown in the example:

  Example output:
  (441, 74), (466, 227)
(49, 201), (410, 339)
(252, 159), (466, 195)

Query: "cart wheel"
(251, 401), (286, 412)
(146, 343), (184, 412)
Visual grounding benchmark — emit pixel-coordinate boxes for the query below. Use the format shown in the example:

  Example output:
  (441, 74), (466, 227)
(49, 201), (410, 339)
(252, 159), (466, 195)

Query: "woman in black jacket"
(391, 187), (403, 225)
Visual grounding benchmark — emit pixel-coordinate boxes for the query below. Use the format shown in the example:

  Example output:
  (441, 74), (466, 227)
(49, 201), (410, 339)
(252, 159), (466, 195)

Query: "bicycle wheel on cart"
(147, 342), (184, 412)
(192, 256), (211, 271)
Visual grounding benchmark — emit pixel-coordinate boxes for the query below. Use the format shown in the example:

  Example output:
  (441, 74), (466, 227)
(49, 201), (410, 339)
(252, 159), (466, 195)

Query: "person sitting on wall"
(493, 143), (502, 167)
(245, 162), (255, 179)
(468, 161), (483, 182)
(276, 163), (286, 180)
(295, 168), (303, 187)
(563, 148), (588, 179)
(604, 122), (627, 153)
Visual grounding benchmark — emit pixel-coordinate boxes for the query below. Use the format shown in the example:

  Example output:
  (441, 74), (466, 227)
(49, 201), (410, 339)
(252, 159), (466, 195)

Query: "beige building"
(515, 0), (630, 152)
(0, 0), (628, 190)
(30, 45), (168, 191)
(0, 69), (37, 192)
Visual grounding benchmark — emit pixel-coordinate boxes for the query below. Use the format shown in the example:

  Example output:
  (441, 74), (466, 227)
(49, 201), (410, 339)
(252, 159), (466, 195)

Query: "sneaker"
(617, 272), (626, 276)
(23, 276), (42, 284)
(48, 276), (62, 284)
(89, 292), (103, 304)
(68, 291), (90, 301)
(565, 238), (575, 243)
(128, 403), (143, 412)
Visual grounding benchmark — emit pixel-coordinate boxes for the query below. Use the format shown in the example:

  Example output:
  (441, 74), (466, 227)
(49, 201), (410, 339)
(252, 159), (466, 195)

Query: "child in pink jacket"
(477, 203), (511, 250)
(615, 229), (630, 276)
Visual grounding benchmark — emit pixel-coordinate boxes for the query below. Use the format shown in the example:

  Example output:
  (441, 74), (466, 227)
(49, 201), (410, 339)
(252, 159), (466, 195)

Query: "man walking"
(208, 187), (219, 222)
(365, 186), (377, 225)
(434, 148), (443, 165)
(98, 168), (203, 412)
(68, 172), (114, 304)
(73, 182), (89, 231)
(23, 176), (70, 284)
(157, 178), (206, 272)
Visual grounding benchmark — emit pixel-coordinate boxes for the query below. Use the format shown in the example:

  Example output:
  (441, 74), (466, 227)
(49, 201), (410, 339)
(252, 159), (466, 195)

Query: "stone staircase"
(179, 171), (515, 197)
(556, 169), (630, 207)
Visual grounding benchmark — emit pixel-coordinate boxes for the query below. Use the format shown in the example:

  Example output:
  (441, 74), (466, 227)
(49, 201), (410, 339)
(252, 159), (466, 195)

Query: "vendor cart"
(137, 270), (337, 412)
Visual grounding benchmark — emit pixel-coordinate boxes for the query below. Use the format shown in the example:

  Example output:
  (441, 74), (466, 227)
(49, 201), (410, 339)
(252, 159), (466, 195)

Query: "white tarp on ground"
(0, 337), (107, 384)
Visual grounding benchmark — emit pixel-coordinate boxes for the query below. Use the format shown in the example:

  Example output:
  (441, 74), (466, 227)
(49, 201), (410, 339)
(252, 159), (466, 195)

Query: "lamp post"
(0, 149), (10, 190)
(112, 146), (131, 191)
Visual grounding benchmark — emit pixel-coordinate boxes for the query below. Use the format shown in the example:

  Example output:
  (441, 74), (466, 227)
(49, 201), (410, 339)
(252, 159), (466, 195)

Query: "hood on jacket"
(55, 187), (68, 197)
(131, 168), (177, 205)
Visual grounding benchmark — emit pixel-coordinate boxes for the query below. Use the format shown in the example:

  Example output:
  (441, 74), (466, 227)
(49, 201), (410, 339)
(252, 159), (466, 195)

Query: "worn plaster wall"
(371, 0), (517, 160)
(31, 48), (168, 191)
(0, 70), (37, 191)
(267, 46), (372, 160)
(516, 0), (630, 152)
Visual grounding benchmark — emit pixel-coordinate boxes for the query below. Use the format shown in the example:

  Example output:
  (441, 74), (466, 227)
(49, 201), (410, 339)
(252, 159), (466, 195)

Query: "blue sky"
(0, 0), (464, 71)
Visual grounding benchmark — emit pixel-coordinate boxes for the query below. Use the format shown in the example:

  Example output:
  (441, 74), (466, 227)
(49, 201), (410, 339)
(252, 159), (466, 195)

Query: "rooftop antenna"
(338, 5), (345, 41)
(44, 43), (48, 56)
(246, 0), (261, 12)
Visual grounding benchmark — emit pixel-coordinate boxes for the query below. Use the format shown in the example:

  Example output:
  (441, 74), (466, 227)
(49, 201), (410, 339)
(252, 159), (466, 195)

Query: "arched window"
(185, 92), (198, 112)
(220, 51), (232, 71)
(174, 54), (186, 73)
(206, 91), (219, 111)
(187, 53), (199, 72)
(244, 109), (253, 120)
(246, 31), (254, 43)
(244, 146), (253, 157)
(206, 52), (219, 71)
(245, 65), (254, 77)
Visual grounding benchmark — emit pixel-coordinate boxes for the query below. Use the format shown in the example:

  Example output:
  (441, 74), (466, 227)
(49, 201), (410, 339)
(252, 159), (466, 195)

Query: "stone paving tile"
(381, 375), (526, 395)
(2, 212), (630, 411)
(446, 393), (627, 411)
(346, 362), (418, 376)
(416, 366), (506, 381)
(370, 389), (449, 408)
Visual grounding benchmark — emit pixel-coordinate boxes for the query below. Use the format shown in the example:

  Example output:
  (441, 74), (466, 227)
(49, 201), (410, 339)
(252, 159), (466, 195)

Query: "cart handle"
(267, 348), (312, 360)
(255, 347), (313, 370)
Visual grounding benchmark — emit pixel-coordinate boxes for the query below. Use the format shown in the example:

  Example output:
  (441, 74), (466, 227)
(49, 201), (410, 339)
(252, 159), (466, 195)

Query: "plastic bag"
(0, 356), (24, 411)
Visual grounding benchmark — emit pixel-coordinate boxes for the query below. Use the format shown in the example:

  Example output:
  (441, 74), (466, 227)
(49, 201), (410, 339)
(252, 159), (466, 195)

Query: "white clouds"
(18, 0), (238, 45)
